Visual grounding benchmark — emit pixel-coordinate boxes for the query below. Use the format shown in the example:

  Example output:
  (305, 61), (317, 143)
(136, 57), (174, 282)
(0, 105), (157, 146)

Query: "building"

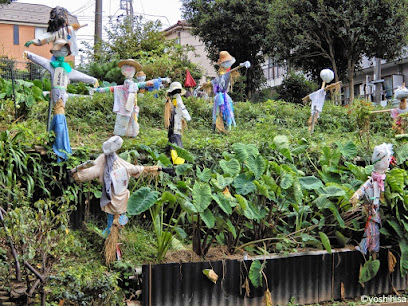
(164, 20), (217, 85)
(0, 2), (78, 64)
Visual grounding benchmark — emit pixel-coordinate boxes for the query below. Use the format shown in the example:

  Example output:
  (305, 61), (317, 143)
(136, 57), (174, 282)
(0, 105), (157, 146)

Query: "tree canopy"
(182, 0), (273, 96)
(84, 16), (202, 84)
(269, 0), (408, 101)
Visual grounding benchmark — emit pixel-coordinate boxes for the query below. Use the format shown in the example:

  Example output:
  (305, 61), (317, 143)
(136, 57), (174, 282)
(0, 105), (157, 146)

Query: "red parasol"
(184, 69), (197, 88)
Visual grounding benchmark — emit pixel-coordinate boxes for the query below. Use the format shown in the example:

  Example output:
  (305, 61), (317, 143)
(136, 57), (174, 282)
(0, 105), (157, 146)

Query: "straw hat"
(50, 39), (71, 56)
(136, 71), (146, 77)
(102, 136), (123, 154)
(167, 81), (186, 95)
(118, 59), (142, 71)
(217, 51), (235, 65)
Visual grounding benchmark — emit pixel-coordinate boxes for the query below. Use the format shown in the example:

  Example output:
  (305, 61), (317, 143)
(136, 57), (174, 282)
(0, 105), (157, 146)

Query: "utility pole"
(94, 0), (103, 54)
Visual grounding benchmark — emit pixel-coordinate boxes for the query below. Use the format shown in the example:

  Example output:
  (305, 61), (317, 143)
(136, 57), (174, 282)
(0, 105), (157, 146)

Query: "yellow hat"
(217, 51), (234, 64)
(118, 59), (142, 71)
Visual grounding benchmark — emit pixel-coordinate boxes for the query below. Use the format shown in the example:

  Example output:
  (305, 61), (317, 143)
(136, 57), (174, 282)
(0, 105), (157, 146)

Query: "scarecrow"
(24, 40), (98, 161)
(184, 68), (196, 97)
(302, 69), (342, 132)
(371, 85), (408, 135)
(24, 6), (84, 57)
(212, 51), (250, 133)
(72, 136), (174, 264)
(350, 143), (393, 256)
(164, 82), (191, 164)
(94, 60), (169, 136)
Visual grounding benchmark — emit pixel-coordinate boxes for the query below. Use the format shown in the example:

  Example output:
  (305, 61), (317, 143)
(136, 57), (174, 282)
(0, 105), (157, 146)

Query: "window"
(13, 25), (19, 45)
(35, 27), (47, 39)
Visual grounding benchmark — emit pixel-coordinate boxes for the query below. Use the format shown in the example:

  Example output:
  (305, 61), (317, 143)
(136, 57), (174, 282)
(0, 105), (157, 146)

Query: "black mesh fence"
(0, 58), (50, 81)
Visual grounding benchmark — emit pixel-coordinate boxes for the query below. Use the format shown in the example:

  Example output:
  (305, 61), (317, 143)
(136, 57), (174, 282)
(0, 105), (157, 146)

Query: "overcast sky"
(20, 0), (183, 58)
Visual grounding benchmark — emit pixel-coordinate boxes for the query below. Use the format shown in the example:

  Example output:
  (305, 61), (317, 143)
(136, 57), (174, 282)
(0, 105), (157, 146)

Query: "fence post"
(10, 60), (17, 120)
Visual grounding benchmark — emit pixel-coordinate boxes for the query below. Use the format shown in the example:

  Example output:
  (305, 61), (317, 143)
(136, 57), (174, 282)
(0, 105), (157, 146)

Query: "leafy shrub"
(276, 71), (318, 104)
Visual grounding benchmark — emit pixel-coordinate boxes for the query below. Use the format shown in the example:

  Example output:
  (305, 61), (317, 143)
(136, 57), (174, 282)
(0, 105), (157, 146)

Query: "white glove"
(240, 61), (251, 69)
(22, 51), (29, 59)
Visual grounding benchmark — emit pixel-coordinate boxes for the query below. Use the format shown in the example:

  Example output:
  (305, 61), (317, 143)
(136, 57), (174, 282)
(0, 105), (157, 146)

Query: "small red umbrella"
(184, 69), (197, 88)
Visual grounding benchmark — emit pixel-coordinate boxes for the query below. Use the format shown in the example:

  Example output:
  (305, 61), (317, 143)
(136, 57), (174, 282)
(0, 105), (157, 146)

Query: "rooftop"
(0, 2), (78, 26)
(164, 20), (191, 35)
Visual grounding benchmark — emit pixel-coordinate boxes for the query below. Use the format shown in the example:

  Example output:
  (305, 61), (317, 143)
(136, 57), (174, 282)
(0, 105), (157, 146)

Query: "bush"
(276, 71), (318, 104)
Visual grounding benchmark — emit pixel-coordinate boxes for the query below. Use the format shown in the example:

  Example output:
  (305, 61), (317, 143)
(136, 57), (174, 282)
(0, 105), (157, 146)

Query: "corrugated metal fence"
(142, 247), (406, 305)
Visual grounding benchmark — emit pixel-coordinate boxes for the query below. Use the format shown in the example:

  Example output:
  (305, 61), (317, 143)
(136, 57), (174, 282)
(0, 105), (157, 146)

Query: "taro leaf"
(280, 171), (294, 189)
(225, 219), (237, 238)
(318, 186), (346, 197)
(339, 141), (358, 159)
(301, 233), (321, 246)
(247, 155), (266, 179)
(180, 200), (197, 214)
(212, 193), (232, 215)
(335, 231), (347, 248)
(161, 191), (176, 205)
(359, 259), (380, 285)
(254, 180), (271, 199)
(387, 169), (405, 193)
(387, 220), (404, 239)
(219, 158), (241, 177)
(319, 232), (332, 254)
(211, 173), (233, 190)
(232, 143), (259, 163)
(235, 194), (248, 211)
(174, 226), (187, 239)
(248, 260), (263, 288)
(128, 187), (160, 216)
(400, 240), (408, 277)
(157, 153), (172, 167)
(328, 203), (345, 228)
(200, 209), (215, 228)
(244, 202), (263, 221)
(137, 144), (158, 160)
(197, 167), (212, 183)
(299, 176), (324, 190)
(396, 143), (408, 165)
(168, 142), (195, 162)
(273, 135), (292, 161)
(192, 182), (212, 213)
(175, 164), (193, 176)
(233, 173), (256, 195)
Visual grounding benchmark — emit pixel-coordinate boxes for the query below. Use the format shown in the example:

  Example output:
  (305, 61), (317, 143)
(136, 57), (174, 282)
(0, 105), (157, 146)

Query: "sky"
(19, 0), (183, 58)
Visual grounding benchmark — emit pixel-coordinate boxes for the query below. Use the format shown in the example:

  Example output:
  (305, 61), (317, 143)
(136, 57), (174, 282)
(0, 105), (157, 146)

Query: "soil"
(164, 245), (245, 263)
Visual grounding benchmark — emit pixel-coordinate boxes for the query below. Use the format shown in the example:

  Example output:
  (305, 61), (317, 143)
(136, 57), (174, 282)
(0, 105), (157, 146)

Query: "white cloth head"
(394, 86), (408, 100)
(320, 69), (334, 83)
(372, 143), (393, 173)
(102, 136), (123, 154)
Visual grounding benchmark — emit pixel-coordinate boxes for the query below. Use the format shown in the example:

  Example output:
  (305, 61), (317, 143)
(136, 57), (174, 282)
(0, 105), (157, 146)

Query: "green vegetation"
(0, 83), (406, 303)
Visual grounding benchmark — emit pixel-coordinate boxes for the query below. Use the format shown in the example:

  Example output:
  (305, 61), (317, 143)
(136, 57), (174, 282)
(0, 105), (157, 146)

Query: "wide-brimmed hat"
(50, 39), (71, 56)
(217, 51), (235, 65)
(167, 81), (186, 95)
(118, 59), (142, 71)
(136, 71), (146, 77)
(102, 136), (123, 154)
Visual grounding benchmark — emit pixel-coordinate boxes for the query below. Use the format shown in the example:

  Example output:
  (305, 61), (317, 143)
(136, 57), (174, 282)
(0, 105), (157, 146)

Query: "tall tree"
(182, 0), (273, 97)
(269, 0), (408, 102)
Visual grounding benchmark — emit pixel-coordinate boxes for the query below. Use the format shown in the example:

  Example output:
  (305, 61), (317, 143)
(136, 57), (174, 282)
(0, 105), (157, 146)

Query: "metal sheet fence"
(142, 247), (407, 306)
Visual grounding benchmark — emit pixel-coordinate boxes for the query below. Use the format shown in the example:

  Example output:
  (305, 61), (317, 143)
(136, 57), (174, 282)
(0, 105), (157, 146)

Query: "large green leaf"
(200, 209), (215, 228)
(359, 259), (380, 285)
(232, 143), (259, 162)
(219, 158), (241, 177)
(161, 191), (176, 205)
(318, 186), (346, 197)
(249, 260), (263, 288)
(387, 169), (405, 193)
(280, 171), (294, 189)
(299, 176), (324, 190)
(127, 187), (160, 216)
(387, 220), (404, 238)
(233, 173), (256, 195)
(400, 240), (408, 277)
(212, 193), (232, 215)
(225, 219), (237, 238)
(235, 194), (248, 211)
(180, 200), (197, 213)
(319, 232), (332, 254)
(244, 202), (263, 221)
(396, 143), (408, 165)
(339, 141), (358, 159)
(175, 164), (193, 176)
(247, 154), (266, 179)
(169, 143), (195, 162)
(211, 173), (233, 190)
(192, 182), (212, 213)
(273, 135), (292, 160)
(196, 167), (212, 182)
